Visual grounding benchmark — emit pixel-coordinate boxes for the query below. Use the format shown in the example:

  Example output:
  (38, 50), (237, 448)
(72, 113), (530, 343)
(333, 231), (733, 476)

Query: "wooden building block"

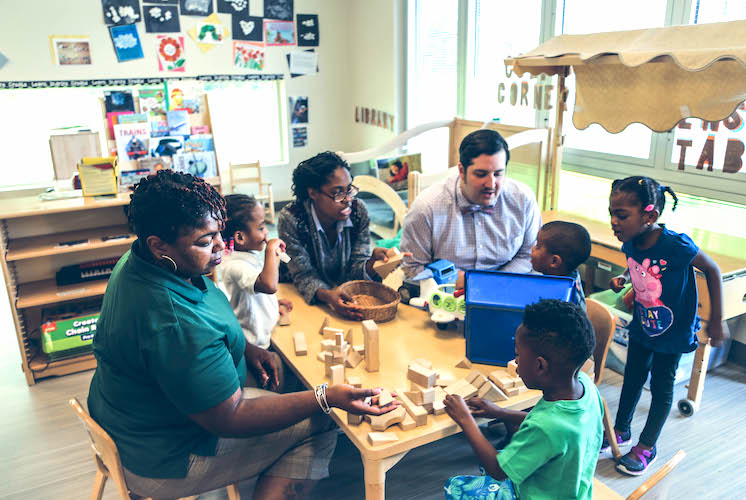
(507, 360), (518, 377)
(378, 389), (394, 407)
(346, 376), (362, 388)
(323, 326), (344, 340)
(293, 332), (307, 356)
(330, 364), (345, 386)
(331, 342), (348, 353)
(347, 412), (363, 425)
(473, 374), (489, 389)
(335, 331), (344, 346)
(511, 377), (525, 388)
(444, 379), (469, 395)
(409, 358), (433, 369)
(354, 344), (365, 356)
(372, 253), (404, 279)
(396, 389), (428, 427)
(432, 387), (447, 414)
(345, 348), (363, 368)
(324, 352), (335, 376)
(505, 387), (521, 397)
(369, 405), (405, 431)
(321, 339), (335, 351)
(407, 364), (437, 388)
(404, 390), (423, 405)
(363, 320), (380, 372)
(399, 412), (416, 431)
(368, 432), (399, 446)
(454, 383), (479, 400)
(489, 371), (515, 391)
(456, 357), (473, 369)
(316, 352), (325, 362)
(478, 380), (508, 402)
(387, 247), (401, 257)
(345, 328), (354, 345)
(419, 386), (436, 405)
(436, 372), (457, 387)
(465, 369), (481, 384)
(318, 315), (330, 335)
(278, 304), (291, 326)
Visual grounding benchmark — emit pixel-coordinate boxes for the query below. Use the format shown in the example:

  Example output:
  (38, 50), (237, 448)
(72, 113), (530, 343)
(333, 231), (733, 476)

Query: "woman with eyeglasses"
(278, 151), (392, 319)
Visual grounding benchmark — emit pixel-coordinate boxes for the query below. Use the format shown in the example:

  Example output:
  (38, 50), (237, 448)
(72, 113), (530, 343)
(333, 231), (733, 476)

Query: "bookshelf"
(0, 193), (131, 385)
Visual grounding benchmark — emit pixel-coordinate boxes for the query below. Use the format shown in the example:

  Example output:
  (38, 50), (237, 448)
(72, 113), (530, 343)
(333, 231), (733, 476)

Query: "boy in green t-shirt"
(444, 299), (603, 500)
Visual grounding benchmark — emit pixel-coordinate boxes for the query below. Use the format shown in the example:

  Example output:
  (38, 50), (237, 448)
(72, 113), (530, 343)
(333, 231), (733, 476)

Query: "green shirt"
(498, 372), (603, 500)
(88, 242), (247, 479)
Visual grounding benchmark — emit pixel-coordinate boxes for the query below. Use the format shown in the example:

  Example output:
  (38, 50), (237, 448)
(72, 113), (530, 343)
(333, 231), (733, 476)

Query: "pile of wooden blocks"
(487, 359), (528, 397)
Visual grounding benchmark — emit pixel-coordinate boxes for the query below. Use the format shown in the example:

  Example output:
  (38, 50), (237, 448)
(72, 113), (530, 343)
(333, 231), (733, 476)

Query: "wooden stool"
(69, 398), (240, 500)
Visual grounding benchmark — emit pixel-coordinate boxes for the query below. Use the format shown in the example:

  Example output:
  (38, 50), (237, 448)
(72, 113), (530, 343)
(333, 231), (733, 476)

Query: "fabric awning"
(505, 21), (746, 133)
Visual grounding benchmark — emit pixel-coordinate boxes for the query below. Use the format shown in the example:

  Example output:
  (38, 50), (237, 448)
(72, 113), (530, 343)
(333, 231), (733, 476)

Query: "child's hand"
(467, 397), (503, 419)
(609, 276), (627, 293)
(444, 394), (475, 428)
(706, 320), (729, 347)
(266, 238), (286, 256)
(278, 298), (293, 312)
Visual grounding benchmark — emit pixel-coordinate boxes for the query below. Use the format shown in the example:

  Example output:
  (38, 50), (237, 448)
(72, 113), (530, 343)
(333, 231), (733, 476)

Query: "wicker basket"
(338, 280), (400, 322)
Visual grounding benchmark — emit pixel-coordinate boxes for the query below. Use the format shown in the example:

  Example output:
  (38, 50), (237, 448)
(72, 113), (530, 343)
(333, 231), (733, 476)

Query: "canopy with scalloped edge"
(504, 20), (746, 133)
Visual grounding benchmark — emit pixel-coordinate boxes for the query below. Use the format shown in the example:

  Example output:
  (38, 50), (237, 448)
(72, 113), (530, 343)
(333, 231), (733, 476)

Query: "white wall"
(0, 0), (401, 200)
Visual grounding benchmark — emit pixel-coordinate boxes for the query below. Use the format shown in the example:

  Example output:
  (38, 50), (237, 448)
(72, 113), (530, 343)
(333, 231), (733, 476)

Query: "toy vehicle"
(398, 259), (464, 329)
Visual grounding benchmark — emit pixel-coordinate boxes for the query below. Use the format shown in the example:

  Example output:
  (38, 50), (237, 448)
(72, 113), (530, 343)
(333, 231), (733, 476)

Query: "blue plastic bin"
(465, 271), (576, 366)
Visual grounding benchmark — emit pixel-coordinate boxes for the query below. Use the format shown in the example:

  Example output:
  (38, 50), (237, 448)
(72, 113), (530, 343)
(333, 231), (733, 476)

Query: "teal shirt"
(88, 242), (247, 479)
(498, 372), (603, 500)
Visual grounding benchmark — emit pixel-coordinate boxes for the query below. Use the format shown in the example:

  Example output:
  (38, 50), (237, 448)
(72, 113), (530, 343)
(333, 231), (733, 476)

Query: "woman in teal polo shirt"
(88, 171), (394, 499)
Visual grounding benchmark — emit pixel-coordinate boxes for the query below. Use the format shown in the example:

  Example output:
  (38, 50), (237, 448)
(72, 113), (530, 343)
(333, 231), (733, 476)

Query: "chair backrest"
(230, 161), (262, 193)
(69, 398), (132, 500)
(586, 298), (615, 386)
(407, 167), (458, 208)
(354, 175), (409, 238)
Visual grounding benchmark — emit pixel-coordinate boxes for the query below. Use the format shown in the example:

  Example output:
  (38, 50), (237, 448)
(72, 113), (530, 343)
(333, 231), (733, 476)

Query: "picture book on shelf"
(104, 90), (135, 113)
(173, 151), (217, 178)
(113, 123), (150, 161)
(184, 134), (214, 152)
(118, 113), (149, 124)
(166, 109), (190, 135)
(139, 87), (168, 115)
(191, 125), (210, 134)
(167, 80), (201, 113)
(149, 116), (169, 137)
(149, 135), (184, 157)
(106, 111), (134, 138)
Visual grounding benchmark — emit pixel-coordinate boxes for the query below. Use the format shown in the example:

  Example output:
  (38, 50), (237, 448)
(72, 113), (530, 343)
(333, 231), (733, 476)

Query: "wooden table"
(543, 210), (746, 416)
(271, 284), (541, 500)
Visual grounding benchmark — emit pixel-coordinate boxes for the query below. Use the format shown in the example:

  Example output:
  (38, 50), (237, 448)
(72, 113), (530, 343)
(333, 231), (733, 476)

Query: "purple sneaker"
(600, 429), (632, 453)
(616, 445), (657, 476)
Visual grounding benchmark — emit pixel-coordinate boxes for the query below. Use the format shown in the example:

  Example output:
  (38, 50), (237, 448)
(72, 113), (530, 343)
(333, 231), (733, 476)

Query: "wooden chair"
(229, 161), (275, 224)
(353, 175), (409, 240)
(586, 298), (622, 460)
(593, 449), (686, 499)
(69, 398), (240, 500)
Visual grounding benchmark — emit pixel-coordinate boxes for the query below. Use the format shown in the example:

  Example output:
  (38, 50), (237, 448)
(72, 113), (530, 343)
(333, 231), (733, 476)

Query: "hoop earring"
(160, 255), (178, 273)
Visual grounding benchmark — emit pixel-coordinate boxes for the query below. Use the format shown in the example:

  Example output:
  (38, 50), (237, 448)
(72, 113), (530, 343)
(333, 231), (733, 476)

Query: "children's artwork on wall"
(233, 41), (264, 70)
(139, 87), (168, 115)
(144, 5), (180, 33)
(289, 96), (308, 124)
(104, 90), (135, 113)
(264, 0), (293, 21)
(109, 24), (144, 62)
(374, 153), (422, 191)
(49, 36), (92, 66)
(232, 13), (263, 41)
(217, 0), (247, 14)
(173, 152), (217, 178)
(102, 0), (142, 25)
(292, 126), (307, 148)
(188, 13), (229, 53)
(180, 0), (213, 16)
(157, 35), (186, 71)
(265, 20), (295, 46)
(296, 14), (318, 47)
(286, 49), (318, 77)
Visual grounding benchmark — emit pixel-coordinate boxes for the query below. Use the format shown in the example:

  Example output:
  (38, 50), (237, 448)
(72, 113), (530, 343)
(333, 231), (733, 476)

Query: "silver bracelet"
(314, 383), (331, 414)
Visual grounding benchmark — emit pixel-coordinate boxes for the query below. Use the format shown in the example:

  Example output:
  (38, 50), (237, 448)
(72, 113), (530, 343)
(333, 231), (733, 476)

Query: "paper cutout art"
(50, 36), (92, 66)
(157, 36), (186, 71)
(232, 13), (263, 42)
(286, 49), (318, 77)
(289, 50), (317, 75)
(180, 0), (213, 16)
(296, 14), (318, 47)
(102, 0), (141, 25)
(233, 41), (264, 70)
(217, 0), (247, 14)
(289, 96), (308, 124)
(144, 5), (180, 33)
(188, 13), (229, 53)
(264, 0), (293, 21)
(265, 20), (295, 46)
(292, 126), (307, 148)
(109, 24), (144, 62)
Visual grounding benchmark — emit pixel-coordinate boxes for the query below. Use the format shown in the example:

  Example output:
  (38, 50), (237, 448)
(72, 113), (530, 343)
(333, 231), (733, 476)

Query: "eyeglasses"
(320, 185), (359, 203)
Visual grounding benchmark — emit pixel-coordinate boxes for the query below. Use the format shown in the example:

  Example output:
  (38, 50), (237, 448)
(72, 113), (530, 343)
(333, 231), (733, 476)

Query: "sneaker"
(600, 429), (632, 453)
(616, 445), (657, 476)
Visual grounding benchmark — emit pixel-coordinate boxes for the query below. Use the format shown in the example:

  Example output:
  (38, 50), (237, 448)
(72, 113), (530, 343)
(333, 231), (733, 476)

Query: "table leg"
(363, 451), (409, 500)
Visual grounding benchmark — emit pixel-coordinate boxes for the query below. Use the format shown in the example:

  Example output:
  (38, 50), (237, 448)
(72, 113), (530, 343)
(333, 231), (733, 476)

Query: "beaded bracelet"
(314, 383), (331, 414)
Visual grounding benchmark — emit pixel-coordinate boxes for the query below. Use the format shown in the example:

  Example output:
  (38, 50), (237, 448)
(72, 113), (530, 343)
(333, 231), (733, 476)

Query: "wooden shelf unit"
(0, 193), (131, 385)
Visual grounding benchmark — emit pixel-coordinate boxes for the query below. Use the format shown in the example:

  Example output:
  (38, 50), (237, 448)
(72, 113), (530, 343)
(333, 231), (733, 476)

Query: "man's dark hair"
(521, 299), (595, 370)
(291, 151), (350, 202)
(223, 194), (260, 240)
(458, 129), (510, 172)
(127, 170), (225, 243)
(541, 221), (592, 272)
